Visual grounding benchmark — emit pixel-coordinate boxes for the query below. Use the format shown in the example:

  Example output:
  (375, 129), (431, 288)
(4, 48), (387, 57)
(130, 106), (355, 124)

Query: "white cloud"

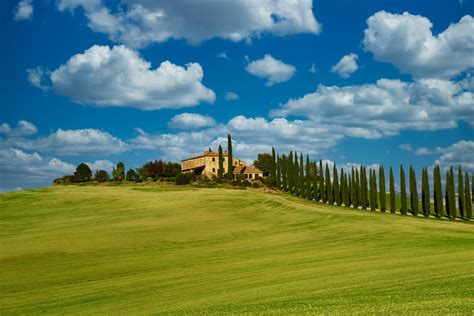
(0, 148), (75, 191)
(399, 144), (435, 156)
(364, 11), (474, 78)
(331, 53), (358, 78)
(0, 120), (37, 137)
(245, 54), (296, 86)
(272, 78), (474, 138)
(168, 113), (216, 129)
(86, 159), (114, 172)
(56, 0), (320, 48)
(30, 45), (215, 110)
(224, 92), (239, 101)
(309, 64), (318, 73)
(1, 124), (128, 156)
(13, 0), (33, 21)
(217, 52), (229, 60)
(435, 140), (474, 172)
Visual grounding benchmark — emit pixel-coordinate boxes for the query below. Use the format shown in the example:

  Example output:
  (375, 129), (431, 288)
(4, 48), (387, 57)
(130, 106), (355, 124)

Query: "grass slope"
(1, 185), (473, 314)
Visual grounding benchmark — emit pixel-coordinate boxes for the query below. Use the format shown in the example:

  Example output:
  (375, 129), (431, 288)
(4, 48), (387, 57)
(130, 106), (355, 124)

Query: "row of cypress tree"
(269, 148), (473, 220)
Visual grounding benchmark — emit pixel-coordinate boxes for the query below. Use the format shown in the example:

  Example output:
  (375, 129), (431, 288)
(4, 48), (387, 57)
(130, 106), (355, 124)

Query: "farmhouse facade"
(181, 149), (263, 180)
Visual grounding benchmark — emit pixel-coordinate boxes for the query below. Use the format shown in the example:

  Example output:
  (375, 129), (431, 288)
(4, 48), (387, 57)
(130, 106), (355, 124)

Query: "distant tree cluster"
(271, 148), (472, 221)
(54, 160), (181, 184)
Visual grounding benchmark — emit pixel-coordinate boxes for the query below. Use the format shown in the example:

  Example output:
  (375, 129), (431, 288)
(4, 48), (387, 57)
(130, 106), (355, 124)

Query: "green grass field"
(1, 184), (473, 314)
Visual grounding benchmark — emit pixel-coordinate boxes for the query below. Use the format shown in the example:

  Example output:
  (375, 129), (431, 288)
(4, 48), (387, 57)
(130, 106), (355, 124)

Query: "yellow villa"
(181, 149), (263, 180)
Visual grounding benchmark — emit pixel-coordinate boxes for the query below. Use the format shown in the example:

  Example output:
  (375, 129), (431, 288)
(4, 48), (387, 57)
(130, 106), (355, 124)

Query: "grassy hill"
(1, 184), (473, 314)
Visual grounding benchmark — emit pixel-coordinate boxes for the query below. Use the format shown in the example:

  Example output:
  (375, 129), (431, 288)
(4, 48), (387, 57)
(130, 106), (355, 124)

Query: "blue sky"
(1, 0), (473, 191)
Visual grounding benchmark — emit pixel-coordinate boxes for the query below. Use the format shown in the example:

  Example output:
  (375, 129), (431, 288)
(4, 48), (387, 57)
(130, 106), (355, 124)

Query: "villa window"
(212, 168), (216, 172)
(212, 158), (215, 162)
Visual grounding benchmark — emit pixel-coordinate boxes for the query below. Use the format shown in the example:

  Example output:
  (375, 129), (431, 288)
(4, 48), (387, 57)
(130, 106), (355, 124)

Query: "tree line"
(267, 148), (473, 220)
(53, 160), (180, 184)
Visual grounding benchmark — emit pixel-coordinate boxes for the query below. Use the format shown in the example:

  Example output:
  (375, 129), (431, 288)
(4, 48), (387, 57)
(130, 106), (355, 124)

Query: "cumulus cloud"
(1, 123), (128, 156)
(435, 140), (474, 172)
(399, 143), (435, 156)
(86, 159), (114, 172)
(13, 0), (33, 21)
(217, 52), (229, 60)
(0, 148), (75, 191)
(56, 0), (320, 48)
(224, 92), (239, 101)
(331, 53), (358, 78)
(245, 54), (296, 86)
(168, 113), (216, 129)
(0, 120), (37, 137)
(29, 45), (215, 110)
(272, 78), (474, 138)
(364, 11), (474, 78)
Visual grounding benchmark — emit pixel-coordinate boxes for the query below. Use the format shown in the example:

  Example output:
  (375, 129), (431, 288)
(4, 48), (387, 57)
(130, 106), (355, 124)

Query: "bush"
(252, 180), (264, 188)
(176, 173), (195, 185)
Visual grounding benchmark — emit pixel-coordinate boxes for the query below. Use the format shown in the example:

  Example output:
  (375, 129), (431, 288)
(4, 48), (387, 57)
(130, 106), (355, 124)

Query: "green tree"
(326, 163), (332, 205)
(74, 163), (92, 182)
(126, 168), (138, 182)
(360, 166), (368, 210)
(458, 166), (465, 218)
(333, 163), (340, 206)
(218, 145), (224, 179)
(270, 147), (277, 185)
(446, 167), (456, 219)
(369, 169), (377, 211)
(379, 166), (386, 212)
(355, 168), (360, 209)
(113, 162), (125, 182)
(400, 165), (407, 215)
(389, 166), (396, 214)
(94, 170), (109, 182)
(305, 155), (311, 199)
(282, 155), (288, 191)
(288, 152), (294, 192)
(276, 154), (281, 188)
(409, 165), (419, 216)
(421, 168), (430, 217)
(343, 173), (350, 207)
(299, 153), (304, 197)
(348, 173), (353, 207)
(319, 160), (325, 202)
(312, 161), (319, 200)
(340, 169), (345, 206)
(465, 172), (472, 221)
(227, 134), (233, 180)
(433, 165), (443, 217)
(294, 153), (300, 195)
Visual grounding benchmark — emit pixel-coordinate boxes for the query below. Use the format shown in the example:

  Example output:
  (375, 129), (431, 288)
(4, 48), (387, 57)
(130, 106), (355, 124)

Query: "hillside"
(1, 184), (473, 314)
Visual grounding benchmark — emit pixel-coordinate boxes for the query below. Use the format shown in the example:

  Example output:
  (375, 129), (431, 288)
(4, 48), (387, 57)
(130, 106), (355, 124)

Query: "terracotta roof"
(181, 150), (219, 162)
(243, 165), (262, 174)
(233, 165), (246, 174)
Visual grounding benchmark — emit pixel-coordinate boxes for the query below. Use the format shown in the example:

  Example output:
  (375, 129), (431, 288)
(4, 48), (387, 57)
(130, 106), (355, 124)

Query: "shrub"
(176, 173), (195, 185)
(252, 180), (264, 188)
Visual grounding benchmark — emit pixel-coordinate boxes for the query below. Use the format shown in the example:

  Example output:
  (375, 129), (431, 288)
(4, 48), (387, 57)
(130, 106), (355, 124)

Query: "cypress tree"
(433, 165), (443, 217)
(465, 172), (472, 221)
(227, 134), (233, 180)
(445, 170), (451, 218)
(305, 156), (311, 199)
(448, 167), (456, 218)
(409, 165), (419, 216)
(344, 173), (350, 207)
(299, 153), (304, 197)
(389, 166), (396, 214)
(370, 169), (377, 211)
(288, 151), (294, 192)
(319, 160), (325, 202)
(326, 163), (332, 205)
(400, 165), (407, 215)
(218, 145), (224, 179)
(333, 164), (340, 206)
(282, 155), (288, 191)
(348, 174), (353, 207)
(270, 147), (277, 186)
(421, 168), (430, 217)
(361, 166), (368, 210)
(312, 161), (318, 200)
(458, 166), (465, 218)
(276, 154), (281, 188)
(294, 153), (300, 195)
(355, 168), (360, 209)
(340, 169), (345, 206)
(379, 166), (386, 213)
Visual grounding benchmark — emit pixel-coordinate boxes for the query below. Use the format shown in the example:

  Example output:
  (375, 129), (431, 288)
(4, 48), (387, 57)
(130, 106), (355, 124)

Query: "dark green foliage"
(74, 163), (92, 182)
(112, 162), (125, 182)
(433, 165), (443, 217)
(311, 161), (318, 200)
(270, 147), (277, 185)
(137, 160), (180, 179)
(294, 153), (300, 195)
(379, 166), (386, 212)
(304, 156), (311, 199)
(348, 173), (353, 207)
(94, 170), (109, 182)
(446, 167), (456, 219)
(218, 145), (224, 179)
(276, 155), (281, 188)
(389, 166), (396, 214)
(126, 169), (139, 182)
(343, 173), (349, 207)
(299, 153), (304, 197)
(360, 166), (368, 210)
(288, 152), (294, 192)
(409, 165), (419, 216)
(458, 166), (464, 218)
(421, 168), (430, 217)
(281, 155), (288, 191)
(465, 172), (472, 220)
(400, 165), (407, 215)
(355, 168), (360, 209)
(326, 163), (332, 205)
(176, 172), (195, 185)
(333, 164), (340, 206)
(253, 153), (273, 177)
(319, 160), (325, 202)
(369, 169), (377, 212)
(227, 134), (233, 180)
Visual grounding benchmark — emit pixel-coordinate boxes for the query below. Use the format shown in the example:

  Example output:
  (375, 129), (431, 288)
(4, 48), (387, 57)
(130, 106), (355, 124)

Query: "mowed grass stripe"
(0, 185), (473, 314)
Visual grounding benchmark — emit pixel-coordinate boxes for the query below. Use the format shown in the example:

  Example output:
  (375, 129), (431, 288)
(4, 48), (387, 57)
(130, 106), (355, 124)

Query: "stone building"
(181, 149), (263, 180)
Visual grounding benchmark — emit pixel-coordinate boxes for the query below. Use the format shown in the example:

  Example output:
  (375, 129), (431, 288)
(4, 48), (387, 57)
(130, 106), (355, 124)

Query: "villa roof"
(243, 165), (262, 174)
(181, 149), (237, 162)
